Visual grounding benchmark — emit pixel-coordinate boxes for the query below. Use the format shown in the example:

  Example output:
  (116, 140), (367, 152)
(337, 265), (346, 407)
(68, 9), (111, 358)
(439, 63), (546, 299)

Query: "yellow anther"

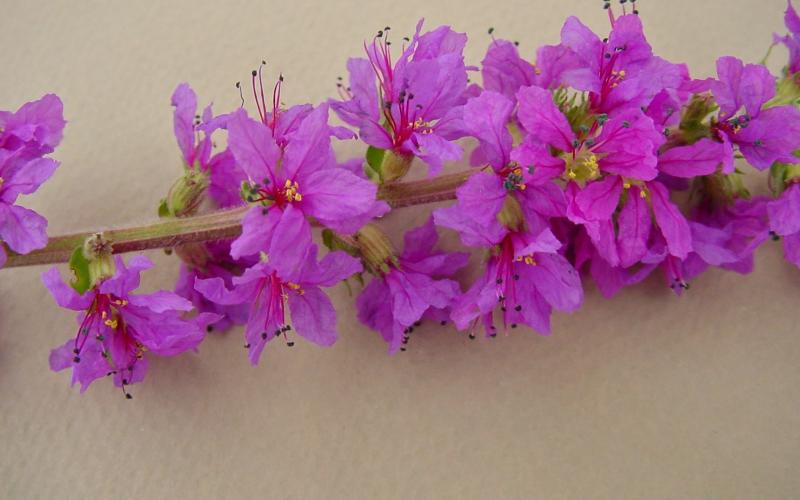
(524, 255), (536, 266)
(286, 282), (301, 290)
(618, 70), (626, 77)
(623, 182), (631, 189)
(101, 311), (107, 319)
(639, 189), (648, 199)
(0, 177), (4, 188)
(104, 319), (118, 329)
(284, 179), (292, 188)
(568, 170), (577, 179)
(294, 193), (302, 201)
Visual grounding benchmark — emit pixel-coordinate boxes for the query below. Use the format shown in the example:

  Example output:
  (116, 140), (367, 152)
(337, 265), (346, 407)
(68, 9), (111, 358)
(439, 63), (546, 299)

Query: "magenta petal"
(128, 290), (194, 313)
(516, 85), (576, 151)
(299, 249), (362, 287)
(617, 186), (651, 267)
(575, 176), (623, 222)
(98, 255), (153, 296)
(481, 40), (537, 100)
(227, 109), (280, 182)
(195, 276), (259, 306)
(657, 139), (725, 178)
(528, 253), (583, 311)
(356, 278), (394, 344)
(170, 83), (198, 164)
(783, 232), (800, 267)
(41, 267), (94, 310)
(407, 132), (462, 177)
(648, 181), (692, 259)
(268, 205), (314, 281)
(288, 286), (337, 346)
(463, 91), (514, 169)
(300, 167), (379, 233)
(230, 206), (281, 260)
(712, 56), (775, 117)
(282, 104), (334, 181)
(0, 203), (48, 254)
(767, 184), (800, 236)
(1, 157), (59, 202)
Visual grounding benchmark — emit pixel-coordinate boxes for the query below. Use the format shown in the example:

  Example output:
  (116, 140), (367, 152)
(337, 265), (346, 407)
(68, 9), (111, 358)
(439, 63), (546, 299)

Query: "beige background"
(2, 0), (799, 498)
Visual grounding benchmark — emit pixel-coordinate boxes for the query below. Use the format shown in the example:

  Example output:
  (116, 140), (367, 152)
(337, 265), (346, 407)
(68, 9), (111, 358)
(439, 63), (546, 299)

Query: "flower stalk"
(2, 170), (472, 268)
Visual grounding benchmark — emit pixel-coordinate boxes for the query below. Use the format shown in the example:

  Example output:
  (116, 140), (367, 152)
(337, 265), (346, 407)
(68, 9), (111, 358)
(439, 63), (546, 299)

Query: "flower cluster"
(7, 2), (800, 396)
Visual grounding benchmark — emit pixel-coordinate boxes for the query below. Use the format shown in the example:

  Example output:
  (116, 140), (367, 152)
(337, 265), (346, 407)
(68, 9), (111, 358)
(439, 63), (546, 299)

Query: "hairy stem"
(3, 170), (472, 268)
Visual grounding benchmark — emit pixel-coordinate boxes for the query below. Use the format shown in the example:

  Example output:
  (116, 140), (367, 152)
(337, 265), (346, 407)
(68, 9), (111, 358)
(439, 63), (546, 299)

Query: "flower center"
(282, 179), (302, 203)
(565, 150), (601, 183)
(502, 166), (526, 192)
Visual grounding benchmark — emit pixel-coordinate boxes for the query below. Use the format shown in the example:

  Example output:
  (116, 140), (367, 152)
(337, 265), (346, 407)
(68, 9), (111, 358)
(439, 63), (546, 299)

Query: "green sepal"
(770, 162), (789, 196)
(158, 198), (170, 218)
(68, 246), (92, 294)
(365, 146), (385, 182)
(321, 229), (359, 257)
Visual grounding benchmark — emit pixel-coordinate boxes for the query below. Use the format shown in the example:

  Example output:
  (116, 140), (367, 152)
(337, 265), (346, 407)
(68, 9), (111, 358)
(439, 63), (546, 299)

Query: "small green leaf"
(68, 246), (92, 294)
(321, 229), (335, 250)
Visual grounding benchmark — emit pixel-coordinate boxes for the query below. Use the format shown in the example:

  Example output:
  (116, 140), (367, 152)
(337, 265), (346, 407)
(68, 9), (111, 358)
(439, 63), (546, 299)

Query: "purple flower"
(195, 245), (361, 364)
(0, 95), (65, 265)
(0, 94), (65, 154)
(171, 83), (244, 208)
(449, 229), (582, 337)
(173, 241), (254, 333)
(44, 255), (216, 396)
(331, 20), (469, 175)
(711, 56), (800, 170)
(557, 14), (686, 115)
(774, 1), (800, 74)
(227, 103), (386, 270)
(767, 182), (800, 267)
(356, 219), (468, 352)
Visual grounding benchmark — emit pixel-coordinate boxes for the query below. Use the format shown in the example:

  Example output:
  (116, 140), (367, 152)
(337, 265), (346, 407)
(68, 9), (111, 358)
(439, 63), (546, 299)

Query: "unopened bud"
(765, 73), (800, 108)
(497, 195), (525, 232)
(679, 94), (716, 144)
(354, 224), (397, 274)
(380, 150), (413, 183)
(164, 169), (209, 217)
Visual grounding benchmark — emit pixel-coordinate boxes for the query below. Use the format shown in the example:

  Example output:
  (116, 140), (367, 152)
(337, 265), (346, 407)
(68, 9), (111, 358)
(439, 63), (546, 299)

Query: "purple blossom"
(356, 218), (468, 352)
(331, 20), (469, 175)
(557, 14), (686, 115)
(774, 0), (800, 74)
(0, 94), (65, 154)
(711, 56), (800, 170)
(0, 95), (65, 265)
(227, 103), (387, 270)
(171, 83), (244, 207)
(767, 182), (800, 267)
(195, 245), (361, 364)
(44, 255), (216, 396)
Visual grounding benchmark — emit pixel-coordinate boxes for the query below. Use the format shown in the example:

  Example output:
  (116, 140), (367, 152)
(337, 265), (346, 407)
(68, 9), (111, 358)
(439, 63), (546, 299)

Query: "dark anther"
(496, 278), (503, 284)
(122, 379), (128, 385)
(414, 321), (421, 327)
(500, 306), (507, 312)
(96, 335), (104, 341)
(235, 81), (241, 88)
(275, 329), (282, 337)
(261, 332), (268, 339)
(488, 27), (495, 34)
(605, 53), (611, 59)
(489, 332), (497, 338)
(468, 333), (476, 339)
(244, 343), (251, 348)
(262, 208), (269, 215)
(511, 323), (518, 329)
(400, 347), (407, 352)
(73, 356), (81, 363)
(513, 41), (519, 46)
(251, 70), (257, 76)
(125, 394), (133, 400)
(287, 341), (295, 347)
(206, 325), (214, 333)
(73, 348), (80, 354)
(403, 37), (410, 42)
(514, 305), (522, 312)
(279, 74), (284, 82)
(622, 120), (630, 128)
(284, 325), (292, 331)
(602, 37), (608, 43)
(440, 320), (447, 326)
(513, 274), (520, 281)
(377, 30), (383, 37)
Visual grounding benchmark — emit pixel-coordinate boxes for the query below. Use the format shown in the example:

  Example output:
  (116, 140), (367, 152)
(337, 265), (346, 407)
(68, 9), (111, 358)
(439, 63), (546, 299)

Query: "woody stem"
(2, 170), (473, 268)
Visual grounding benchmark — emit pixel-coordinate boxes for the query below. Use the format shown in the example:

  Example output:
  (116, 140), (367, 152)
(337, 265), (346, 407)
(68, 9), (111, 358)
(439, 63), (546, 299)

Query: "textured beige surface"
(1, 0), (799, 498)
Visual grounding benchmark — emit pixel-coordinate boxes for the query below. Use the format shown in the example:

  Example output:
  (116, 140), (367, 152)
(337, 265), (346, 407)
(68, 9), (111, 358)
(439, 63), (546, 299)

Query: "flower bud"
(765, 73), (800, 108)
(497, 194), (525, 232)
(354, 224), (397, 274)
(379, 150), (413, 183)
(164, 169), (209, 217)
(679, 94), (715, 144)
